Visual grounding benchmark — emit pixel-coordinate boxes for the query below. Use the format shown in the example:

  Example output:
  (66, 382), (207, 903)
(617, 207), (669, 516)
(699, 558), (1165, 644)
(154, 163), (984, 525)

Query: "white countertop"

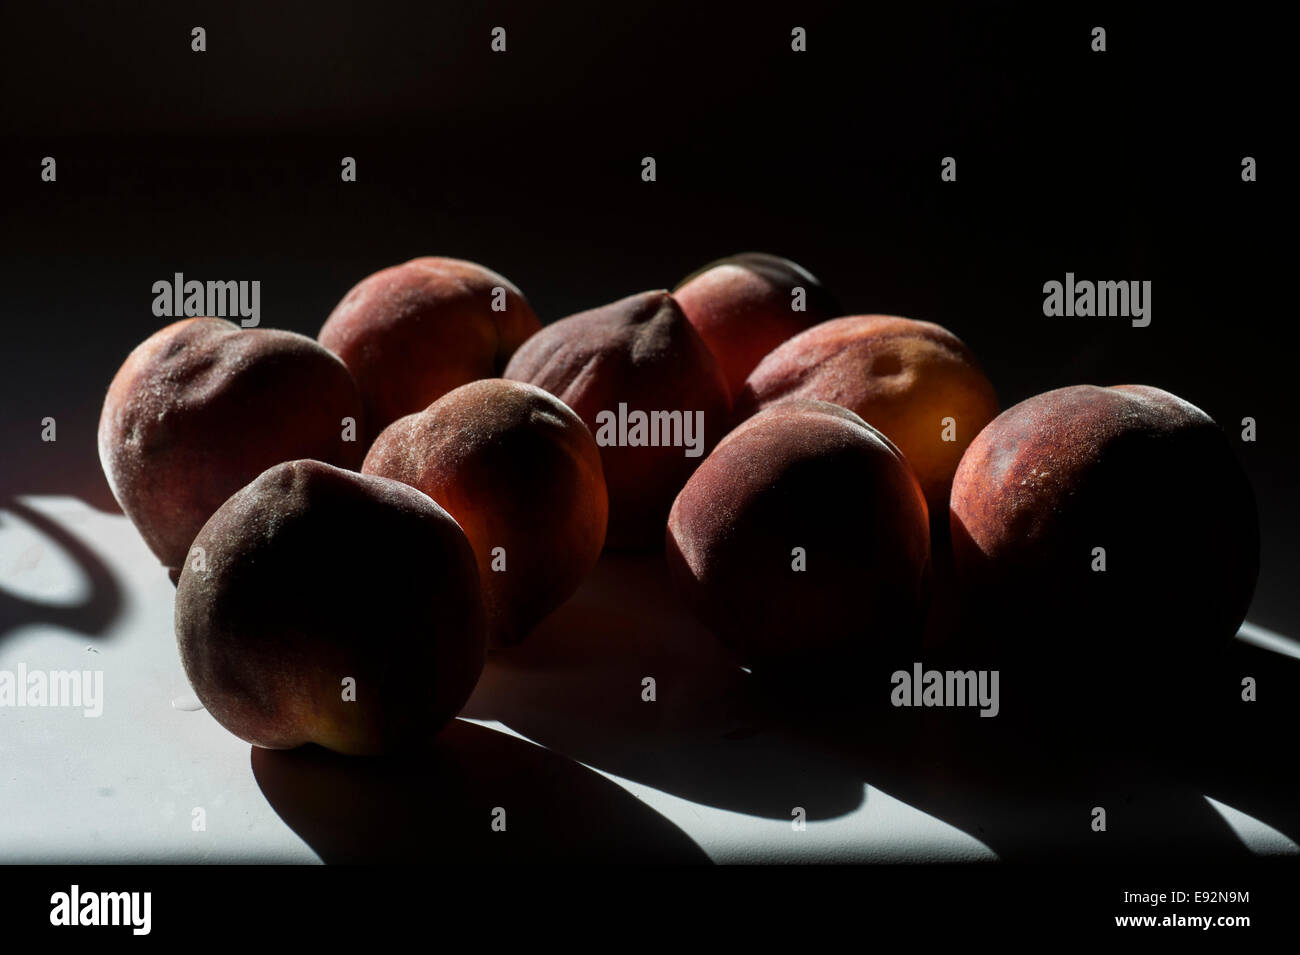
(2, 496), (1296, 864)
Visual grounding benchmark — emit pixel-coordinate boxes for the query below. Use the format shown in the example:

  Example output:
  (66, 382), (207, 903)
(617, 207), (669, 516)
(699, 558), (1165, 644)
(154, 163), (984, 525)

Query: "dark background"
(0, 1), (1290, 632)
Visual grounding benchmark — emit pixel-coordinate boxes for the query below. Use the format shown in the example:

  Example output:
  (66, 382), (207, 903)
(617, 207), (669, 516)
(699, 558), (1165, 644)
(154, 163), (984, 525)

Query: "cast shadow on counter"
(858, 613), (1300, 861)
(812, 673), (1287, 863)
(0, 497), (123, 644)
(463, 549), (1300, 862)
(251, 718), (712, 865)
(460, 550), (870, 823)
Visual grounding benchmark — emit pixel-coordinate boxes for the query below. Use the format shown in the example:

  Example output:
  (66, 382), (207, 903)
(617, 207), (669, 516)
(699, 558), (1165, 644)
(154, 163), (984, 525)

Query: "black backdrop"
(0, 1), (1290, 632)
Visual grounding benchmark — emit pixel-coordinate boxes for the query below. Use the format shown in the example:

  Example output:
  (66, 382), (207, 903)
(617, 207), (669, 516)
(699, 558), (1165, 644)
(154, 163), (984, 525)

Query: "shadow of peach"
(804, 629), (1300, 862)
(0, 498), (123, 643)
(1181, 638), (1300, 849)
(251, 718), (711, 864)
(461, 550), (869, 821)
(464, 549), (1299, 861)
(816, 702), (1258, 862)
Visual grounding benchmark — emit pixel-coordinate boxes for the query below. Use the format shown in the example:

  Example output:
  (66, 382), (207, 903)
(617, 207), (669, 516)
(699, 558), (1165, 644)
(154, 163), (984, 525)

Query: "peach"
(318, 257), (541, 435)
(672, 252), (841, 400)
(736, 315), (999, 515)
(175, 460), (485, 756)
(503, 290), (731, 549)
(363, 379), (608, 647)
(665, 400), (930, 670)
(949, 385), (1259, 667)
(98, 317), (364, 572)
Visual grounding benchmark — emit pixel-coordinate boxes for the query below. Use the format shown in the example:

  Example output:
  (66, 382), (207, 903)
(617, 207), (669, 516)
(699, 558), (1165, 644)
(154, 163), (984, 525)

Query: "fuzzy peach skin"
(98, 317), (364, 572)
(503, 290), (731, 549)
(736, 315), (999, 515)
(949, 384), (1259, 663)
(665, 400), (930, 669)
(672, 252), (841, 401)
(363, 379), (608, 647)
(318, 256), (541, 436)
(175, 460), (486, 756)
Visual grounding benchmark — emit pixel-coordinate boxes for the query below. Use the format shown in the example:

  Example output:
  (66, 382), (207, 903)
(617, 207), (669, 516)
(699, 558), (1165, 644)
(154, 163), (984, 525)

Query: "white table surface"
(2, 496), (1296, 864)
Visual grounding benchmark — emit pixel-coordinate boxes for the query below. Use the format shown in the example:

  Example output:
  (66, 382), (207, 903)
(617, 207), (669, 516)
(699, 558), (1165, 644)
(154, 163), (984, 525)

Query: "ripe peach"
(98, 317), (364, 572)
(672, 252), (841, 400)
(665, 400), (930, 670)
(318, 257), (541, 435)
(363, 379), (608, 647)
(737, 315), (999, 515)
(175, 460), (485, 756)
(949, 384), (1259, 665)
(503, 290), (731, 549)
